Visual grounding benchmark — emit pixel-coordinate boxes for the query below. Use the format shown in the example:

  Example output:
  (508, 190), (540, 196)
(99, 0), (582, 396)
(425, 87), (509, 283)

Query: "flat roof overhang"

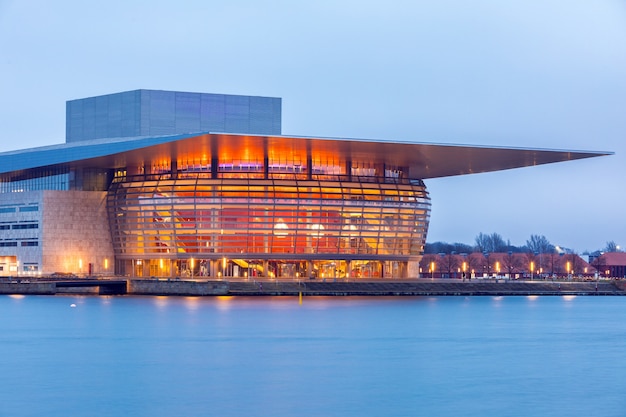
(0, 132), (612, 180)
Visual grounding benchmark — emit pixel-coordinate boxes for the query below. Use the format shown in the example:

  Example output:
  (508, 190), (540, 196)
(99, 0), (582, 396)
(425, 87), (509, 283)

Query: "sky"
(0, 0), (625, 253)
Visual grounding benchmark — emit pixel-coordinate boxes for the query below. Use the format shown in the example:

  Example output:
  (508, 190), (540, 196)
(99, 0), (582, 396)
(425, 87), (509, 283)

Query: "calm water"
(1, 294), (625, 417)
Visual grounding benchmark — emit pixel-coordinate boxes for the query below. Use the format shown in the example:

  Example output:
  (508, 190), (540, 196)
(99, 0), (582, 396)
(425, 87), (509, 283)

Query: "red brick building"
(591, 252), (626, 278)
(420, 252), (594, 279)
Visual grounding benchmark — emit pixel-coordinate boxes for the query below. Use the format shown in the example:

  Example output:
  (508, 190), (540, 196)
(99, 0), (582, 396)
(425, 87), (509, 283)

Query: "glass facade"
(107, 172), (430, 279)
(0, 170), (70, 193)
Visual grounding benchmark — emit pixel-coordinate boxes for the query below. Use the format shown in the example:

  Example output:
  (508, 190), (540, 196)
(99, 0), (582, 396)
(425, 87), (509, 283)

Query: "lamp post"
(483, 252), (490, 278)
(430, 261), (435, 280)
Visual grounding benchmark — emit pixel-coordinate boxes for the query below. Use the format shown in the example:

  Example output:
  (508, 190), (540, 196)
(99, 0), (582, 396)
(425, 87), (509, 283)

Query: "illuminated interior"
(107, 160), (430, 279)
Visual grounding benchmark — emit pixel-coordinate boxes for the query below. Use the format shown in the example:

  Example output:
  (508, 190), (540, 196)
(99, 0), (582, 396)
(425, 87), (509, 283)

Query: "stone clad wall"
(42, 191), (114, 275)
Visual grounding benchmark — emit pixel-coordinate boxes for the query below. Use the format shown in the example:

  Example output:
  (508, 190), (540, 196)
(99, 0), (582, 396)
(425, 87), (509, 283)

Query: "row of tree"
(425, 233), (619, 256)
(420, 251), (590, 278)
(422, 233), (621, 277)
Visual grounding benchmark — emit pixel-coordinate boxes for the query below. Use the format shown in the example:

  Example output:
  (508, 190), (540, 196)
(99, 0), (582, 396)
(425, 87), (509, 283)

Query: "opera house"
(0, 90), (609, 279)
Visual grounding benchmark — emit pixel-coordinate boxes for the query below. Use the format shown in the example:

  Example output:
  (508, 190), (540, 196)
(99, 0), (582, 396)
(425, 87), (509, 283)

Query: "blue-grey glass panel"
(95, 95), (109, 139)
(139, 90), (151, 136)
(250, 96), (276, 134)
(106, 93), (122, 138)
(148, 91), (176, 135)
(66, 100), (84, 142)
(224, 95), (249, 133)
(200, 94), (225, 132)
(82, 98), (97, 142)
(66, 90), (282, 140)
(121, 91), (140, 137)
(175, 92), (201, 133)
(272, 98), (282, 134)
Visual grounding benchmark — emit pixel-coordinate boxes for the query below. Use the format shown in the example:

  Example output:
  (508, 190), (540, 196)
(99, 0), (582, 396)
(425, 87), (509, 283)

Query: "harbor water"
(1, 294), (625, 417)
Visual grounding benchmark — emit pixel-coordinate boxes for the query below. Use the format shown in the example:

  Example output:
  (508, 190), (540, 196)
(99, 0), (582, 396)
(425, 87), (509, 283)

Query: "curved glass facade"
(107, 173), (430, 279)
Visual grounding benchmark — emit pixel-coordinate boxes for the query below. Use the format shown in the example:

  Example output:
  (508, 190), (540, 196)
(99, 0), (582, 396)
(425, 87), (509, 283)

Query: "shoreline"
(1, 278), (625, 297)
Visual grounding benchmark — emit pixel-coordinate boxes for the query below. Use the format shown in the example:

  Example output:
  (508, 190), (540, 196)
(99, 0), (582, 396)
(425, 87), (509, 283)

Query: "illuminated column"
(263, 260), (269, 278)
(346, 260), (351, 280)
(210, 259), (217, 278)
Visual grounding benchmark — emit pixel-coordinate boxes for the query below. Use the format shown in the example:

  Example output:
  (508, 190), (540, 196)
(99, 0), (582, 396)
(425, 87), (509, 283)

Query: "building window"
(19, 206), (39, 212)
(0, 207), (16, 213)
(21, 241), (39, 247)
(12, 223), (38, 230)
(0, 242), (18, 247)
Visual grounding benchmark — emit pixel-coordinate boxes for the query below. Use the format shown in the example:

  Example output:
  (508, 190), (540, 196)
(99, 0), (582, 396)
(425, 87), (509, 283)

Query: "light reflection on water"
(1, 295), (625, 417)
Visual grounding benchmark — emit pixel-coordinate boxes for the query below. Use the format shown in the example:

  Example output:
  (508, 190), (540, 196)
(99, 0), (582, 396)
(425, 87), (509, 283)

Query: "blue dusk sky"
(0, 1), (624, 253)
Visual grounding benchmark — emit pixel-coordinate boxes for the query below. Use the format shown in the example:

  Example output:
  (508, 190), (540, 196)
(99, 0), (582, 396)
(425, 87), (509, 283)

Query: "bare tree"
(502, 251), (519, 278)
(475, 232), (507, 253)
(547, 252), (562, 277)
(592, 253), (607, 277)
(466, 253), (482, 279)
(420, 254), (438, 277)
(475, 233), (490, 253)
(440, 253), (459, 278)
(565, 253), (584, 276)
(526, 235), (554, 254)
(605, 241), (619, 252)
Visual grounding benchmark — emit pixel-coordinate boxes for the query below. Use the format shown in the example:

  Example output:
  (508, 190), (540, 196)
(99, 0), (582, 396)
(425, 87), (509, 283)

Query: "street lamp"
(530, 261), (535, 280)
(483, 252), (490, 277)
(430, 261), (435, 280)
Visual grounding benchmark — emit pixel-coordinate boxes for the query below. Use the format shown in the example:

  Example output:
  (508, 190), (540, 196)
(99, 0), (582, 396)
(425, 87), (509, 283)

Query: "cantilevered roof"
(0, 132), (611, 180)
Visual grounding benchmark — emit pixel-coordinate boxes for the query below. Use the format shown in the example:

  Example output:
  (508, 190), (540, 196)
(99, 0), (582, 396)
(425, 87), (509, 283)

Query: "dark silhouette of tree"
(565, 253), (584, 276)
(546, 252), (562, 276)
(475, 232), (507, 253)
(424, 241), (473, 254)
(502, 251), (519, 278)
(419, 254), (438, 277)
(465, 253), (482, 278)
(439, 253), (459, 278)
(605, 241), (619, 252)
(526, 235), (554, 254)
(591, 253), (607, 277)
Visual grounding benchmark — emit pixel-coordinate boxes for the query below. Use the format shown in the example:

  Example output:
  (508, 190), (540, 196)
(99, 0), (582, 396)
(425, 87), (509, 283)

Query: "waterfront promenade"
(1, 277), (625, 296)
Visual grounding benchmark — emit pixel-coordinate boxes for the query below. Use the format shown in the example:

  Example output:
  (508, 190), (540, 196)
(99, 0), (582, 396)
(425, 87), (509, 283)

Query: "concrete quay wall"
(1, 279), (625, 297)
(226, 280), (626, 297)
(0, 281), (56, 295)
(128, 279), (229, 296)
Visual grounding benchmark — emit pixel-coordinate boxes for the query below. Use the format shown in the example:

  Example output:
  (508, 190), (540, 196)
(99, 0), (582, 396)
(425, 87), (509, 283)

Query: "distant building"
(591, 252), (626, 278)
(0, 89), (610, 278)
(420, 252), (595, 279)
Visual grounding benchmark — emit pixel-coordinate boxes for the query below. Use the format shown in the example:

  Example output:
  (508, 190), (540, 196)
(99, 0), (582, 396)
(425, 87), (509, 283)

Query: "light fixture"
(309, 223), (325, 238)
(274, 219), (288, 238)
